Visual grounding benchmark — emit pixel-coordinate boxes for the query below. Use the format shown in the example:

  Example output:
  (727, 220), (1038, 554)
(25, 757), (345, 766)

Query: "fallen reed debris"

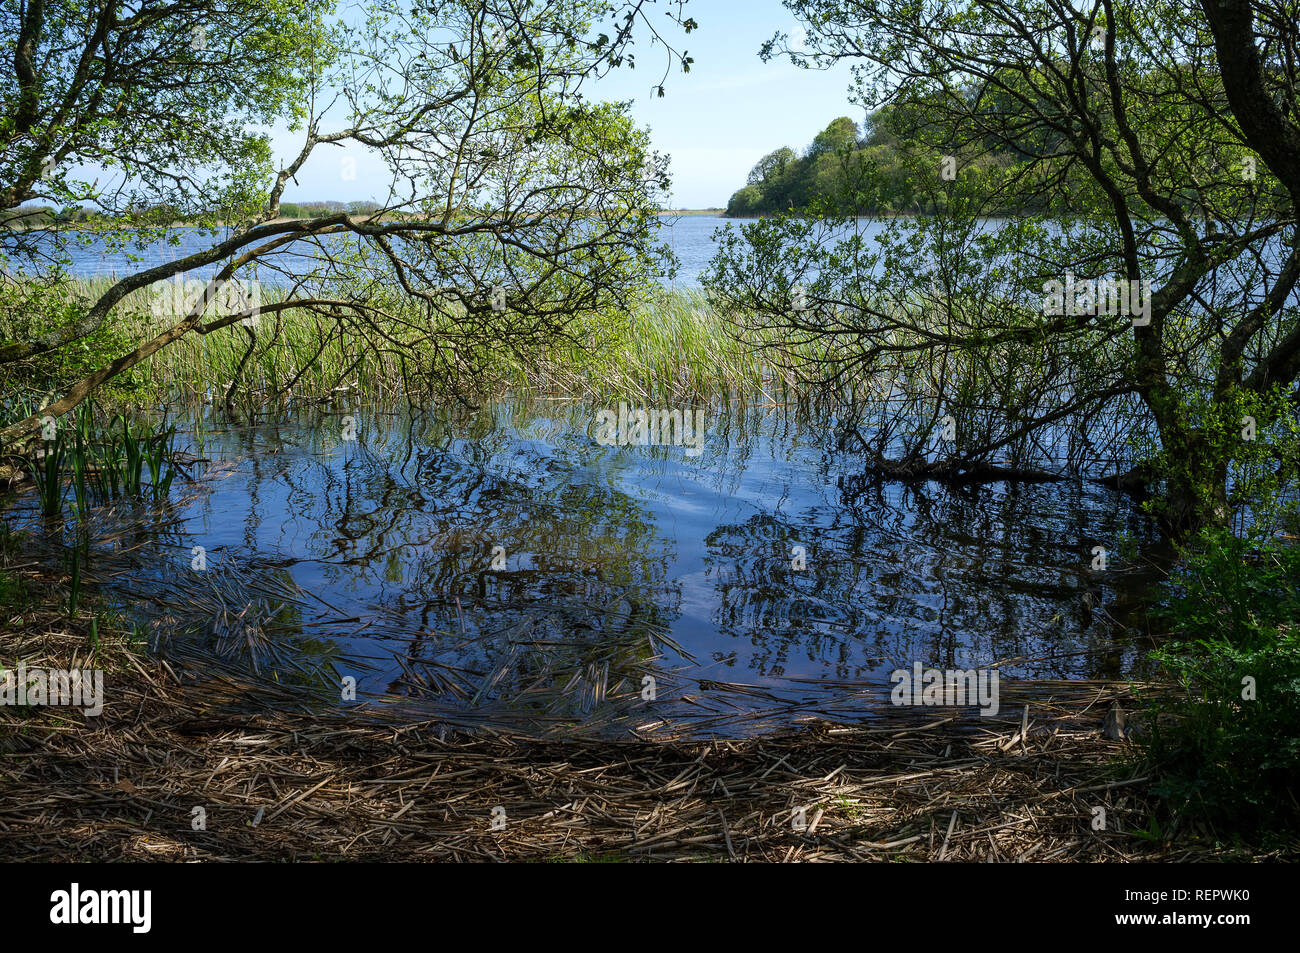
(2, 574), (1288, 862)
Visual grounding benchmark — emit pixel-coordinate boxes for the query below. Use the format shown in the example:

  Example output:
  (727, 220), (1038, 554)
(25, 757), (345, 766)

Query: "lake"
(4, 213), (1170, 738)
(11, 214), (739, 289)
(11, 397), (1161, 737)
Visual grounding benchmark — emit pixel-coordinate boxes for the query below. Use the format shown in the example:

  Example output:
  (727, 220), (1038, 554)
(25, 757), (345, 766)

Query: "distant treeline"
(3, 201), (385, 228)
(725, 111), (1050, 217)
(275, 201), (382, 219)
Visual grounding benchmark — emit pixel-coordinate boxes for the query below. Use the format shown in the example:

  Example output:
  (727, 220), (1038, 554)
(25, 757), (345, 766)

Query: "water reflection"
(7, 397), (1163, 736)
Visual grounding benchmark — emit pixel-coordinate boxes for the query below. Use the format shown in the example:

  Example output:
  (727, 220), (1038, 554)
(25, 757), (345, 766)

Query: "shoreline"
(0, 550), (1286, 861)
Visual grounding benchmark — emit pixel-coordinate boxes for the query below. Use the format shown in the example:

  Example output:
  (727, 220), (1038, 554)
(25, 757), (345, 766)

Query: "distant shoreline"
(3, 208), (728, 233)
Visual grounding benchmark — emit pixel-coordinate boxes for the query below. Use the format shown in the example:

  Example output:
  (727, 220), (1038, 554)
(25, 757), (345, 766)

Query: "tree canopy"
(0, 0), (697, 439)
(708, 0), (1300, 538)
(726, 110), (1049, 217)
(746, 146), (796, 188)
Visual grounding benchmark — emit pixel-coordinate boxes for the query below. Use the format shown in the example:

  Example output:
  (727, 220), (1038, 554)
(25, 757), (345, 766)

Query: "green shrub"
(1143, 530), (1300, 831)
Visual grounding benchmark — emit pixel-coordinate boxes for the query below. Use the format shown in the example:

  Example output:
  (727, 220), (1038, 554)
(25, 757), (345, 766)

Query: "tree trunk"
(1158, 432), (1230, 540)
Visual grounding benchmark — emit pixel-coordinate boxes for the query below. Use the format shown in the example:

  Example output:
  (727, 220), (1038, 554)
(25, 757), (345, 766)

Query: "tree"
(0, 0), (325, 221)
(860, 108), (899, 149)
(0, 0), (697, 439)
(726, 185), (765, 216)
(746, 146), (796, 187)
(708, 0), (1300, 539)
(806, 115), (858, 159)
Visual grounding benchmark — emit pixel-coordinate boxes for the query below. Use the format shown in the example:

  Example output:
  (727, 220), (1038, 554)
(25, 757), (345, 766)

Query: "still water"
(6, 214), (1167, 736)
(11, 214), (737, 289)
(33, 398), (1159, 737)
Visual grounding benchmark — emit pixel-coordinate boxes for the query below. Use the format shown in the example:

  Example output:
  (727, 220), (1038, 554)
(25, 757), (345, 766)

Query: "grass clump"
(17, 403), (179, 519)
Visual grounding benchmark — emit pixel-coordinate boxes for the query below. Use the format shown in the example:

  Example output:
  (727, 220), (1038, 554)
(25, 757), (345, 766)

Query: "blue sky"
(278, 0), (863, 209)
(583, 0), (864, 207)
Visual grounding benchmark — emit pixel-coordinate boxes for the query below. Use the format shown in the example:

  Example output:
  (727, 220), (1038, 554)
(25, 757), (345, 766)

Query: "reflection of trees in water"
(41, 487), (347, 701)
(142, 398), (1170, 726)
(220, 403), (684, 721)
(706, 472), (1161, 682)
(705, 513), (873, 679)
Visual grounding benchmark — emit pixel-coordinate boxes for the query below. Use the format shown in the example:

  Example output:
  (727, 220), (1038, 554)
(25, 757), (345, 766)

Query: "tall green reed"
(28, 403), (180, 518)
(31, 426), (67, 518)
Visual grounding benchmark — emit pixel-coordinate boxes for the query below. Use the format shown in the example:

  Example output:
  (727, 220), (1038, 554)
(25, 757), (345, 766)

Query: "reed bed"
(5, 278), (814, 411)
(515, 289), (794, 405)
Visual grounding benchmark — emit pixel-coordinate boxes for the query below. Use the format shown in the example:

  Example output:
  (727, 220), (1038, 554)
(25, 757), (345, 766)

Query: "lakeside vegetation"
(726, 102), (1287, 219)
(3, 0), (1300, 862)
(0, 278), (799, 411)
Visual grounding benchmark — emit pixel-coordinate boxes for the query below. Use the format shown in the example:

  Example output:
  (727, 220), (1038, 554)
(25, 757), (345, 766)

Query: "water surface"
(24, 398), (1160, 736)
